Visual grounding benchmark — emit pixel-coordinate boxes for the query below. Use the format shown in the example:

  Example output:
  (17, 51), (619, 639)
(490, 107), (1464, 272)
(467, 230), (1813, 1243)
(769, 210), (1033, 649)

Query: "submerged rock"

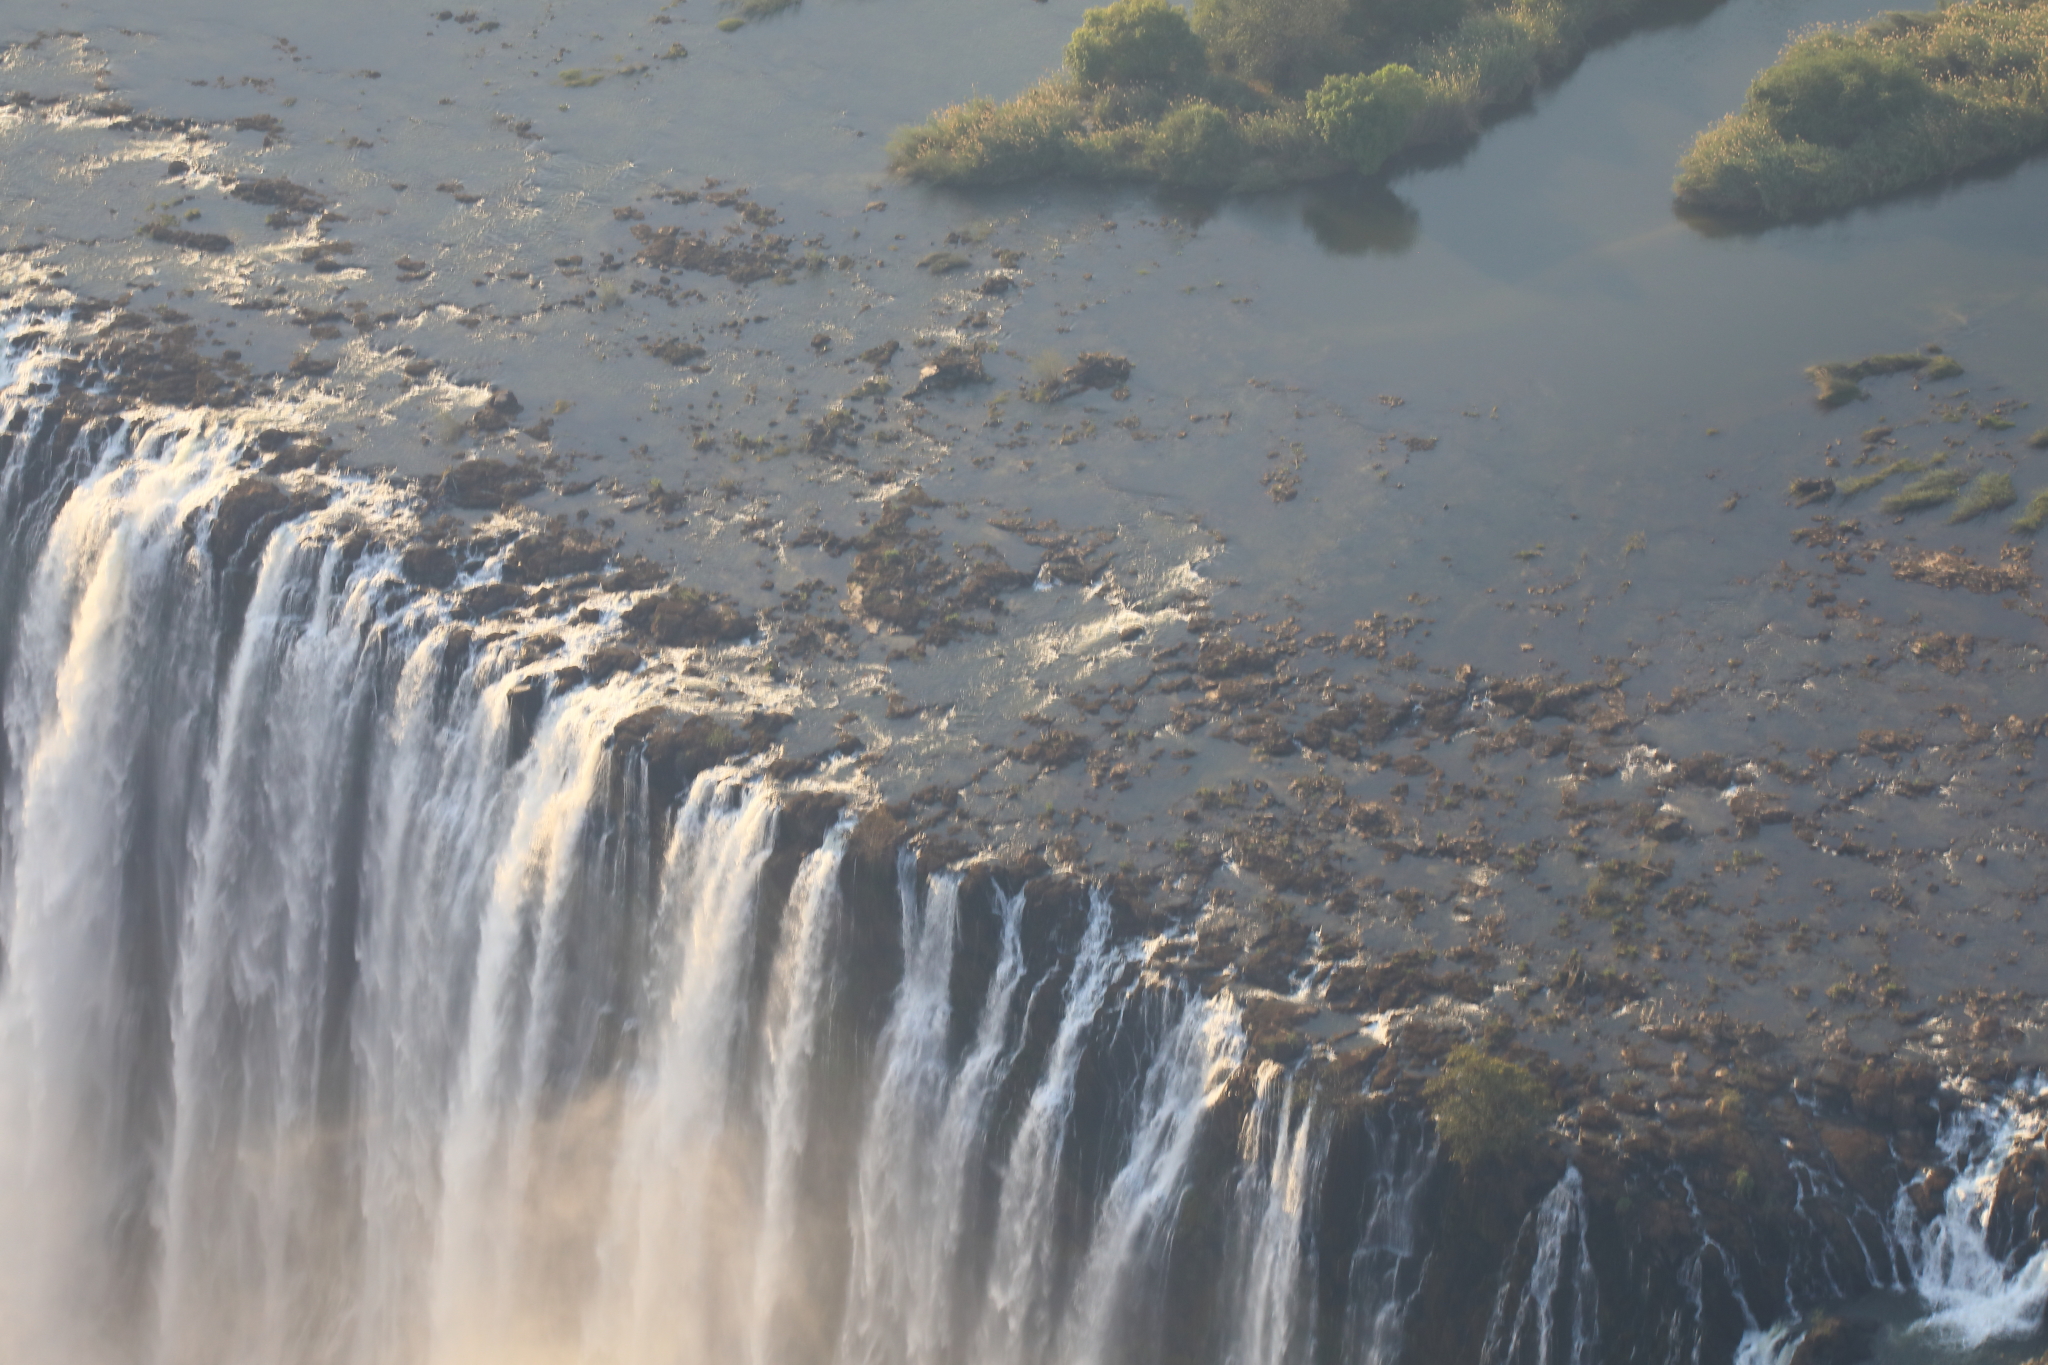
(905, 347), (989, 398)
(1034, 350), (1132, 402)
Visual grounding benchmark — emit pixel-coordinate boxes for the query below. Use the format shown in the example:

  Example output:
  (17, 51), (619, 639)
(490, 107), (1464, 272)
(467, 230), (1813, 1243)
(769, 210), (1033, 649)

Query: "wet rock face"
(467, 386), (523, 433)
(608, 707), (790, 817)
(228, 176), (327, 214)
(146, 224), (232, 253)
(399, 542), (461, 588)
(1786, 1317), (1877, 1365)
(620, 585), (753, 646)
(67, 310), (252, 410)
(905, 347), (988, 398)
(833, 487), (1032, 645)
(207, 475), (293, 560)
(645, 337), (707, 367)
(502, 525), (611, 584)
(1988, 1145), (2048, 1265)
(1030, 351), (1133, 402)
(438, 458), (543, 509)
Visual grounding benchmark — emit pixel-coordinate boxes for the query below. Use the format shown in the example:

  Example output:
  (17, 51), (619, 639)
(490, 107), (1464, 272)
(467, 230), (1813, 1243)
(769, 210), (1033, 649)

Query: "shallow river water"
(4, 0), (2048, 1357)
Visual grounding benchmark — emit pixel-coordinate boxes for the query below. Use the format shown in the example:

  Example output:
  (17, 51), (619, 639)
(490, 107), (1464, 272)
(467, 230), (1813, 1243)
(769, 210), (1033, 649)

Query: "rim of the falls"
(11, 317), (2048, 1365)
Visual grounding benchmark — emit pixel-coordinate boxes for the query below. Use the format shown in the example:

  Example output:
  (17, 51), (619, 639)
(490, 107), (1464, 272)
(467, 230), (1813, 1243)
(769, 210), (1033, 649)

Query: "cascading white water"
(837, 862), (968, 1365)
(1670, 1170), (1762, 1365)
(579, 776), (782, 1365)
(1226, 1064), (1324, 1365)
(1059, 989), (1248, 1365)
(837, 866), (1029, 1365)
(749, 819), (853, 1365)
(1892, 1076), (2048, 1348)
(977, 887), (1128, 1365)
(1729, 1319), (1805, 1365)
(1483, 1166), (1600, 1365)
(0, 336), (1530, 1365)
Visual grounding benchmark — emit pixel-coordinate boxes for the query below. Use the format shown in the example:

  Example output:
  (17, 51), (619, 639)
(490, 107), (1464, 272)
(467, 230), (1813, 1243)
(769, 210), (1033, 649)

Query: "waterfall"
(748, 820), (852, 1365)
(1057, 988), (1247, 1365)
(577, 777), (780, 1365)
(1225, 1064), (1323, 1365)
(1668, 1170), (1762, 1365)
(976, 887), (1127, 1365)
(1892, 1076), (2048, 1347)
(1729, 1320), (1805, 1365)
(17, 320), (1945, 1365)
(1483, 1166), (1600, 1365)
(0, 360), (1315, 1365)
(1340, 1112), (1437, 1365)
(837, 863), (1026, 1365)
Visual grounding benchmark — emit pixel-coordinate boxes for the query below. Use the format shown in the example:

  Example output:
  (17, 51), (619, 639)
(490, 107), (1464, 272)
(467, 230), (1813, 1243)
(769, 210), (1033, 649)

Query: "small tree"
(1424, 1045), (1551, 1169)
(1305, 63), (1426, 174)
(1065, 0), (1210, 88)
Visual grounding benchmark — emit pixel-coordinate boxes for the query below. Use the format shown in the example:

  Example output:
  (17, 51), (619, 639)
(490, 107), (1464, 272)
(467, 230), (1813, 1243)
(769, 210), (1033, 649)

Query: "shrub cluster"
(889, 0), (1679, 190)
(1307, 63), (1428, 173)
(1675, 0), (2048, 223)
(1066, 0), (1210, 87)
(1423, 1045), (1553, 1169)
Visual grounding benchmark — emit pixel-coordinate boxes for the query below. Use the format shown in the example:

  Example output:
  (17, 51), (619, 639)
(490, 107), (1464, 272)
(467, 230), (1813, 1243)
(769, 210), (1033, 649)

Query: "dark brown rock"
(439, 458), (542, 509)
(621, 587), (753, 646)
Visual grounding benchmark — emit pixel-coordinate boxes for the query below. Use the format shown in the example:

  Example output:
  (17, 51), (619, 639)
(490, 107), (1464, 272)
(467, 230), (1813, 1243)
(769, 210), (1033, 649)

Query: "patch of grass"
(557, 68), (606, 87)
(1676, 0), (2048, 224)
(1979, 413), (2017, 431)
(2027, 428), (2048, 449)
(716, 15), (747, 31)
(1839, 456), (1922, 496)
(887, 83), (1087, 186)
(1804, 352), (1931, 406)
(1924, 355), (1964, 380)
(1949, 470), (2017, 522)
(1880, 467), (1968, 514)
(2013, 489), (2048, 532)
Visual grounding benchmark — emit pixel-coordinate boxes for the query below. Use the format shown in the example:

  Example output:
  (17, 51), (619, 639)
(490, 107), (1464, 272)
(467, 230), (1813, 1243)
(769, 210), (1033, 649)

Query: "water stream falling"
(1226, 1065), (1325, 1365)
(1483, 1167), (1600, 1365)
(1338, 1113), (1437, 1365)
(1892, 1078), (2048, 1349)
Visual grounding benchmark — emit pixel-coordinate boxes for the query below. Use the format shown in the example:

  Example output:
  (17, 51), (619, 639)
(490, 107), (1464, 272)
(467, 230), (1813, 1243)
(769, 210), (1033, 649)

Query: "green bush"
(1306, 63), (1427, 172)
(1747, 40), (1932, 147)
(1193, 0), (1356, 93)
(1065, 0), (1210, 88)
(1146, 100), (1251, 181)
(1425, 1045), (1552, 1168)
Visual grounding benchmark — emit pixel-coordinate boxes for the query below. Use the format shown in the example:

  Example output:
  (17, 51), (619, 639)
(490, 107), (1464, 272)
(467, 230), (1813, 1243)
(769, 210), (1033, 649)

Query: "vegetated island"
(888, 0), (1703, 190)
(1674, 0), (2048, 223)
